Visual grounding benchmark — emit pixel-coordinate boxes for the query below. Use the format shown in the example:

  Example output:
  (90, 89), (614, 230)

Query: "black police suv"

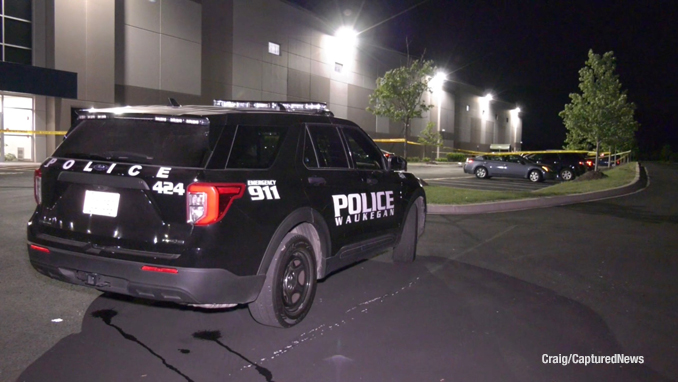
(27, 101), (426, 327)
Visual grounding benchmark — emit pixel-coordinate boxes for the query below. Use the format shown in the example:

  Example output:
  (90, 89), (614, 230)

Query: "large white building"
(0, 0), (521, 163)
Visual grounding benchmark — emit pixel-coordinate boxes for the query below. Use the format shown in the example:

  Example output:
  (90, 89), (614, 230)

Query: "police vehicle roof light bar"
(213, 100), (332, 115)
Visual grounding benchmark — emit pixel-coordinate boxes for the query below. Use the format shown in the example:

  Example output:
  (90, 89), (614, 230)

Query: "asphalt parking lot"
(2, 163), (677, 381)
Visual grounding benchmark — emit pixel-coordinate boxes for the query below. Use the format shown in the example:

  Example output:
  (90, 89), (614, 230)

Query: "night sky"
(287, 0), (678, 154)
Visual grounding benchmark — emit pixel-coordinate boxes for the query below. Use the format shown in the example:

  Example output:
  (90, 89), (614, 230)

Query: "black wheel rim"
(281, 251), (310, 316)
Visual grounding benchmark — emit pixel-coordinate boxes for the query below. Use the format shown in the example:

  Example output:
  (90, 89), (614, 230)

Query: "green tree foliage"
(559, 50), (639, 170)
(660, 144), (673, 162)
(367, 58), (435, 158)
(418, 121), (442, 159)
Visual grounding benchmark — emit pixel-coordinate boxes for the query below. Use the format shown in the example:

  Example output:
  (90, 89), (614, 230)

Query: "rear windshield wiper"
(65, 152), (154, 164)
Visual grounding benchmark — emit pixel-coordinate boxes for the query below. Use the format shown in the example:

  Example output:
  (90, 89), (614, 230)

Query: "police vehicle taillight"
(186, 183), (245, 225)
(34, 169), (42, 204)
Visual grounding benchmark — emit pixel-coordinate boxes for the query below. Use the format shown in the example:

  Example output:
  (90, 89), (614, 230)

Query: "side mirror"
(388, 155), (407, 172)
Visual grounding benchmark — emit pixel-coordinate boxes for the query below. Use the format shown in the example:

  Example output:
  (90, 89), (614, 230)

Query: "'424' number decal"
(152, 181), (185, 195)
(248, 185), (280, 200)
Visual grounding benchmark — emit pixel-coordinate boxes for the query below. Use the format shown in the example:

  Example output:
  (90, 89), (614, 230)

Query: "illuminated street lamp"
(430, 71), (447, 159)
(430, 71), (446, 90)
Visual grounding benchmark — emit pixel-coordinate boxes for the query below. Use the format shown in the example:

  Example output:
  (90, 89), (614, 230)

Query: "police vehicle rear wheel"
(393, 199), (419, 263)
(249, 234), (317, 328)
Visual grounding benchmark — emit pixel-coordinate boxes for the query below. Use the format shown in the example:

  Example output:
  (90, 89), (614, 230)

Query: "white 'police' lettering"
(156, 167), (172, 178)
(332, 191), (395, 226)
(128, 165), (142, 176)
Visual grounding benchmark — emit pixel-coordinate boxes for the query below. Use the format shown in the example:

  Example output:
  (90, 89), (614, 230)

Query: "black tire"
(559, 168), (575, 181)
(393, 198), (420, 263)
(249, 234), (317, 328)
(528, 169), (543, 183)
(474, 166), (489, 179)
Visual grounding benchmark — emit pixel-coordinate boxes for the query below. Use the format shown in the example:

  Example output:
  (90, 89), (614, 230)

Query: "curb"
(428, 163), (647, 215)
(0, 162), (40, 171)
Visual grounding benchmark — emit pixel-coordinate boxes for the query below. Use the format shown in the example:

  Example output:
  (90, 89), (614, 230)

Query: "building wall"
(4, 0), (522, 162)
(451, 82), (520, 153)
(115, 0), (203, 105)
(228, 0), (407, 135)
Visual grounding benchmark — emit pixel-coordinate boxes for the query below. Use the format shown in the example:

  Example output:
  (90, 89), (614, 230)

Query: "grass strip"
(425, 163), (637, 205)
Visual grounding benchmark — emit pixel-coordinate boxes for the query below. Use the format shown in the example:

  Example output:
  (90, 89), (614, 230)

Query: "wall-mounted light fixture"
(335, 27), (358, 47)
(333, 27), (358, 69)
(480, 93), (493, 118)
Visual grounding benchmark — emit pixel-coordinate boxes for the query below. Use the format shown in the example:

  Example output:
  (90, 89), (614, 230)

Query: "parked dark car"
(525, 152), (587, 181)
(463, 154), (556, 182)
(587, 155), (620, 168)
(27, 101), (426, 328)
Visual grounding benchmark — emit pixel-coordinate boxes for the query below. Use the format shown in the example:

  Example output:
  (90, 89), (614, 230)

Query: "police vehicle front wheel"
(249, 234), (317, 328)
(392, 199), (420, 263)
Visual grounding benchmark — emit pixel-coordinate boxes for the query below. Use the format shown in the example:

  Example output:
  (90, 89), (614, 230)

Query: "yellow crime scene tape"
(373, 138), (423, 146)
(372, 139), (621, 158)
(2, 130), (66, 136)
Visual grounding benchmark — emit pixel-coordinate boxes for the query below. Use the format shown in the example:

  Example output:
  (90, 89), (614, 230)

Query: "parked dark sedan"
(525, 152), (587, 181)
(463, 155), (556, 182)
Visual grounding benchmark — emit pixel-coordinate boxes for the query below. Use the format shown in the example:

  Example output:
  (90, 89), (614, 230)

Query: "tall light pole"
(430, 71), (446, 159)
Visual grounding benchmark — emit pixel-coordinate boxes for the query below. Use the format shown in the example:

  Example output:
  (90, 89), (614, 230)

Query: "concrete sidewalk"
(428, 163), (648, 215)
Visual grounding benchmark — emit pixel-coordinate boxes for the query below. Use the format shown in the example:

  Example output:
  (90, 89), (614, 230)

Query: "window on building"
(1, 0), (32, 65)
(334, 62), (343, 73)
(268, 42), (280, 56)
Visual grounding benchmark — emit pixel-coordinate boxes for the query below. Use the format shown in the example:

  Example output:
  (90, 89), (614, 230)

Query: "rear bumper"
(28, 243), (265, 305)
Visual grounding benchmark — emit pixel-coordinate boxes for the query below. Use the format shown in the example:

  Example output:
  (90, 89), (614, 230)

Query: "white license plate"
(83, 190), (120, 217)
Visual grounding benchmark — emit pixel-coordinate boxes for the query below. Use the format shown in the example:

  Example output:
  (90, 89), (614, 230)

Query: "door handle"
(365, 177), (378, 185)
(307, 176), (326, 186)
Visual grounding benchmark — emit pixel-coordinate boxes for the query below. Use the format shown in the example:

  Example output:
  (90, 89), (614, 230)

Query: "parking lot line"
(425, 178), (551, 192)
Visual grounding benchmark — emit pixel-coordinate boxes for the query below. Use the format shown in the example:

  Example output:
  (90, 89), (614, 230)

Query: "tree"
(417, 121), (442, 160)
(367, 58), (435, 158)
(559, 50), (639, 171)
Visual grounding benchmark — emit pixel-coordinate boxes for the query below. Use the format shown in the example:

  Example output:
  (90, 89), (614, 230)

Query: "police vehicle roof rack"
(213, 100), (333, 116)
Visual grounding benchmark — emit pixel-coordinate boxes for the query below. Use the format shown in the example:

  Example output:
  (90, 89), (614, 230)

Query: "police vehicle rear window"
(226, 126), (287, 169)
(53, 119), (211, 167)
